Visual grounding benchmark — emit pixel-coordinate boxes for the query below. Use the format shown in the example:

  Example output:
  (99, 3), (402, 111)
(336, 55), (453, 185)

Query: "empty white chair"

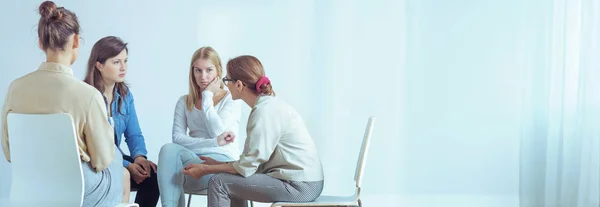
(270, 116), (375, 207)
(6, 113), (138, 207)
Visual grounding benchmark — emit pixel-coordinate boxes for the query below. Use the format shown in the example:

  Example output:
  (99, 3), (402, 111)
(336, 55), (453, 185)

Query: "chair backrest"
(354, 116), (375, 188)
(7, 113), (84, 206)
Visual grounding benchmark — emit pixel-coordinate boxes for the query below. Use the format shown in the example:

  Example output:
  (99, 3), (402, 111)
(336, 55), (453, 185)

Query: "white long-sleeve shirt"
(232, 95), (324, 182)
(172, 91), (241, 159)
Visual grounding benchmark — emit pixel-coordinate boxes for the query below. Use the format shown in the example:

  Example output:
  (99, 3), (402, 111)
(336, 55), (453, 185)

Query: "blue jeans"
(157, 143), (233, 207)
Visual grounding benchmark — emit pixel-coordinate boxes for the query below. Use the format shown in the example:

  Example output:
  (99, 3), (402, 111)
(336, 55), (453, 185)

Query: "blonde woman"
(157, 46), (241, 207)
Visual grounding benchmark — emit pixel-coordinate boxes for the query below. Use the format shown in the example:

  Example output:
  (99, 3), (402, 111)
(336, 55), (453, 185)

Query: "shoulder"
(116, 86), (134, 101)
(73, 81), (105, 102)
(9, 71), (36, 89)
(178, 95), (188, 104)
(252, 96), (285, 117)
(175, 95), (190, 111)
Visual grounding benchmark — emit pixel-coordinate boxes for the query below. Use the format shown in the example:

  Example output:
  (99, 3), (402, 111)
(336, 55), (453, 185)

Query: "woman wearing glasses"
(157, 46), (241, 207)
(183, 55), (324, 207)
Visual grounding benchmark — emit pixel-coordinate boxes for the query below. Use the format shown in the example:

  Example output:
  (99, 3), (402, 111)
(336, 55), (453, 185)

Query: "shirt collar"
(37, 62), (73, 76)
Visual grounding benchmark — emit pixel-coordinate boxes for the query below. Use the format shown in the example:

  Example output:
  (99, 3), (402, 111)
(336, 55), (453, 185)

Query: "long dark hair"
(83, 36), (129, 115)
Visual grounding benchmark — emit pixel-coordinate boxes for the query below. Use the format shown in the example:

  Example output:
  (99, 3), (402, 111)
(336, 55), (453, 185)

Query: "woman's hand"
(127, 163), (149, 184)
(183, 163), (210, 179)
(217, 132), (235, 146)
(204, 77), (221, 94)
(134, 156), (157, 174)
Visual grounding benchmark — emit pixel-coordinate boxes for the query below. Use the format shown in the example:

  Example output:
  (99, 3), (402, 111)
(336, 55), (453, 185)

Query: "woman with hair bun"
(1, 1), (128, 206)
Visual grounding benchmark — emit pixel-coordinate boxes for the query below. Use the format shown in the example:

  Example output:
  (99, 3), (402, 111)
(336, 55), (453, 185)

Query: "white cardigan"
(172, 91), (241, 159)
(232, 95), (324, 182)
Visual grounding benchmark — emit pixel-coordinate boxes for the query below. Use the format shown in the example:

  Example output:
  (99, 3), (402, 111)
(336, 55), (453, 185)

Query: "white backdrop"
(519, 0), (600, 206)
(3, 0), (593, 206)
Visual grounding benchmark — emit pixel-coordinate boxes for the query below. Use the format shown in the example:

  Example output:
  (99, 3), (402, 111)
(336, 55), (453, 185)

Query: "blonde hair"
(226, 55), (274, 96)
(186, 46), (224, 111)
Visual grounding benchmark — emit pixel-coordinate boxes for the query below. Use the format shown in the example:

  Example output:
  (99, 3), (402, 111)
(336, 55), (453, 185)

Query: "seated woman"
(1, 1), (128, 206)
(83, 36), (160, 207)
(182, 55), (325, 207)
(157, 46), (241, 207)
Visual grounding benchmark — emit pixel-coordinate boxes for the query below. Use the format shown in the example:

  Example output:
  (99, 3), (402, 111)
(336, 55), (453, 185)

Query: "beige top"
(1, 62), (115, 172)
(232, 95), (324, 182)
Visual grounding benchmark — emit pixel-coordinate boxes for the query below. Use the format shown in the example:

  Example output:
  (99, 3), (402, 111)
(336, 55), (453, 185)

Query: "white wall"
(0, 0), (539, 206)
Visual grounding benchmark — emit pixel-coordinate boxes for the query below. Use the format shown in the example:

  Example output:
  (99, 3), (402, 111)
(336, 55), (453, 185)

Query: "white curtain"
(519, 0), (600, 206)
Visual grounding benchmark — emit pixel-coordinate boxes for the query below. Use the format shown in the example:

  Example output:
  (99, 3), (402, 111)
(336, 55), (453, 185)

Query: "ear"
(235, 80), (244, 92)
(95, 61), (104, 71)
(72, 34), (80, 49)
(37, 39), (43, 50)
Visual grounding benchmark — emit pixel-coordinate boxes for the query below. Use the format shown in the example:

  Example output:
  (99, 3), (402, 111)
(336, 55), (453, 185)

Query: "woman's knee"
(159, 143), (182, 155)
(123, 168), (131, 194)
(123, 169), (130, 185)
(208, 173), (224, 188)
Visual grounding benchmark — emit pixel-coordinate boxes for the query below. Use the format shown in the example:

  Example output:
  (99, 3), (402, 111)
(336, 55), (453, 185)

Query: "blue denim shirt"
(105, 89), (148, 167)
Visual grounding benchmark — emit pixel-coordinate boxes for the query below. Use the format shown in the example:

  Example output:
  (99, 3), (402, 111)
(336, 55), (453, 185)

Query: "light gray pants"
(207, 173), (324, 207)
(81, 147), (124, 207)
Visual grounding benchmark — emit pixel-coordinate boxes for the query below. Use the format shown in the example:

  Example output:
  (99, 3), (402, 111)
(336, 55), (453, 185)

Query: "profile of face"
(193, 58), (218, 90)
(96, 49), (128, 83)
(224, 74), (242, 100)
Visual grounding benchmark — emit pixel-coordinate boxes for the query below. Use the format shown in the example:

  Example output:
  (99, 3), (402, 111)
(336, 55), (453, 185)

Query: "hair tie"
(256, 76), (271, 93)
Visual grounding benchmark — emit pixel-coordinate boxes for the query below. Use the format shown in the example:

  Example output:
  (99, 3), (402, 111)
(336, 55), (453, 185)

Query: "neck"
(243, 93), (260, 108)
(45, 49), (72, 66)
(104, 81), (116, 98)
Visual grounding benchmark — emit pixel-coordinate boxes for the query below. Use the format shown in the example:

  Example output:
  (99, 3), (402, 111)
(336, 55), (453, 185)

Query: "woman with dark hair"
(84, 36), (160, 207)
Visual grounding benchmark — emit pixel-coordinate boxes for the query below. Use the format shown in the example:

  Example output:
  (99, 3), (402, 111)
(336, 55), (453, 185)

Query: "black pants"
(124, 155), (160, 207)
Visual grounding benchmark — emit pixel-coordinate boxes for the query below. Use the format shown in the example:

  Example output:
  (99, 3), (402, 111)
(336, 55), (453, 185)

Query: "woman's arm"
(231, 108), (282, 177)
(1, 84), (12, 162)
(199, 91), (241, 137)
(172, 96), (220, 148)
(84, 92), (116, 172)
(183, 162), (238, 179)
(209, 163), (238, 174)
(122, 92), (147, 167)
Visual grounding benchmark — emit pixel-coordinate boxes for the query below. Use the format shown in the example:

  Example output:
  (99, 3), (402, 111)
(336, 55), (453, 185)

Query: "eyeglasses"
(222, 77), (236, 84)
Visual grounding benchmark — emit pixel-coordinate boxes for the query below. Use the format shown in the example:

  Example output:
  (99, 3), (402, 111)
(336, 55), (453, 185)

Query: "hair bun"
(39, 1), (62, 20)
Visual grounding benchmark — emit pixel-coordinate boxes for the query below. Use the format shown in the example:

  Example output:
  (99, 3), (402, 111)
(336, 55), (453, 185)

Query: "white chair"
(271, 116), (375, 207)
(186, 189), (254, 207)
(6, 113), (138, 207)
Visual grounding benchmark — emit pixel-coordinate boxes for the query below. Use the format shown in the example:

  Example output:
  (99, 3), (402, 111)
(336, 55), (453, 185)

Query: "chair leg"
(187, 194), (192, 207)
